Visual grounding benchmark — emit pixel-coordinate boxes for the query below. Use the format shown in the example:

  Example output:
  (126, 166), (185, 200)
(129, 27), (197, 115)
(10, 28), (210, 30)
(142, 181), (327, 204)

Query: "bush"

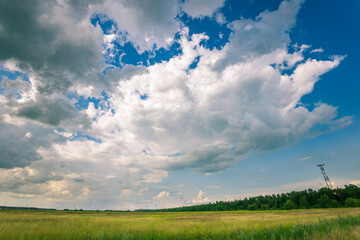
(345, 198), (360, 207)
(300, 196), (309, 209)
(247, 203), (257, 210)
(284, 200), (297, 210)
(330, 200), (339, 208)
(317, 194), (331, 208)
(261, 204), (270, 210)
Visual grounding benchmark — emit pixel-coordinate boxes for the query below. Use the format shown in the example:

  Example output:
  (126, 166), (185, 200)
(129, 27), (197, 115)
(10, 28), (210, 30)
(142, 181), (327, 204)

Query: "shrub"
(317, 194), (331, 208)
(300, 196), (309, 209)
(330, 200), (339, 208)
(284, 200), (297, 210)
(345, 198), (360, 207)
(261, 204), (270, 210)
(247, 203), (257, 210)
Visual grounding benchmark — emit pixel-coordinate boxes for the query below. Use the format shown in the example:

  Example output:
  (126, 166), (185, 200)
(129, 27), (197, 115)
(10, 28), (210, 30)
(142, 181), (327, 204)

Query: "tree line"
(141, 184), (360, 212)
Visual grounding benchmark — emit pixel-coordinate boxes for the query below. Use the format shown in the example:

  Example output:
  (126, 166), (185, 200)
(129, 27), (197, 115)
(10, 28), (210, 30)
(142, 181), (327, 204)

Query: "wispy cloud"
(206, 185), (223, 189)
(298, 156), (313, 161)
(310, 48), (324, 53)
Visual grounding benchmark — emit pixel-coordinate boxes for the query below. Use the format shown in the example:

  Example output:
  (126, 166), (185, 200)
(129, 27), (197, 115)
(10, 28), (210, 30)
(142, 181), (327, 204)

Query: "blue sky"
(0, 0), (359, 210)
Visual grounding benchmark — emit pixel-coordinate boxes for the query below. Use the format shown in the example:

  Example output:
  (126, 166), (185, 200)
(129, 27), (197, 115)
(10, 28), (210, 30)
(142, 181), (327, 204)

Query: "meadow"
(1, 208), (360, 239)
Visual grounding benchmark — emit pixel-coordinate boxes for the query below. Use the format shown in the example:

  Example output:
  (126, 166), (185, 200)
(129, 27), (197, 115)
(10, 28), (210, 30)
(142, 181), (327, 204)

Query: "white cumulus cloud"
(182, 0), (226, 18)
(192, 190), (210, 204)
(154, 191), (170, 200)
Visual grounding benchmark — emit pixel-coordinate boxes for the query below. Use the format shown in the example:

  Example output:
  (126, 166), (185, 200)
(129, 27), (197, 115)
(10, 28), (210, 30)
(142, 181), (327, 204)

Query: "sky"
(0, 0), (359, 210)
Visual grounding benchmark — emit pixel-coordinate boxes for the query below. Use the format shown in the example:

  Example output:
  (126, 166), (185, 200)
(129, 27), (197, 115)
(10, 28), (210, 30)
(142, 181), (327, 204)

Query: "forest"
(139, 184), (360, 212)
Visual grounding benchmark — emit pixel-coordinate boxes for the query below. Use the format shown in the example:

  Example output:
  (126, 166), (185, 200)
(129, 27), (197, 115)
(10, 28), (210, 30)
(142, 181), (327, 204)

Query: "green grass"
(0, 208), (359, 239)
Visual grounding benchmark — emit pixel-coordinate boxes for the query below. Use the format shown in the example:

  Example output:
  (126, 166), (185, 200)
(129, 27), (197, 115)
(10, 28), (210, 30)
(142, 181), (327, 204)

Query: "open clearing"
(1, 208), (360, 239)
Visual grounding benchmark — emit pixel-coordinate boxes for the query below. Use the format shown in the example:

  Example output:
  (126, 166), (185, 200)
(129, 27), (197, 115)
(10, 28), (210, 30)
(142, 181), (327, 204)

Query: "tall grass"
(0, 208), (359, 239)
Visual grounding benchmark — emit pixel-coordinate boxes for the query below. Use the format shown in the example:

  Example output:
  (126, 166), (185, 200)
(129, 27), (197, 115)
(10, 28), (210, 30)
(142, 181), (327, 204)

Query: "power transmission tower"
(317, 164), (334, 189)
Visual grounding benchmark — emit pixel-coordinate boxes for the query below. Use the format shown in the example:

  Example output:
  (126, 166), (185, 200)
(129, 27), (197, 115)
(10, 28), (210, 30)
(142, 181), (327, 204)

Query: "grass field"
(1, 208), (360, 239)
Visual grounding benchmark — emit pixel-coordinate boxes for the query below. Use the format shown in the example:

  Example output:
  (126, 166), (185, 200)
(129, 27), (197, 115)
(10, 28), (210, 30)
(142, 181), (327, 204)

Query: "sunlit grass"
(0, 208), (359, 239)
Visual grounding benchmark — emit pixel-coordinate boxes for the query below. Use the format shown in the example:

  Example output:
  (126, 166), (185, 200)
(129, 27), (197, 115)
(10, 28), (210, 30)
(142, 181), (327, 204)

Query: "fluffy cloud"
(221, 0), (304, 67)
(0, 0), (105, 94)
(0, 122), (49, 169)
(192, 190), (210, 204)
(154, 191), (170, 200)
(350, 180), (360, 186)
(182, 0), (225, 18)
(0, 0), (351, 209)
(95, 0), (181, 51)
(100, 33), (346, 173)
(16, 97), (89, 127)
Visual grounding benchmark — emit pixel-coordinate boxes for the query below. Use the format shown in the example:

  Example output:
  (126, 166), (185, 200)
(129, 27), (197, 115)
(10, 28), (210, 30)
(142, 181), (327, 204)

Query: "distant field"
(1, 208), (360, 239)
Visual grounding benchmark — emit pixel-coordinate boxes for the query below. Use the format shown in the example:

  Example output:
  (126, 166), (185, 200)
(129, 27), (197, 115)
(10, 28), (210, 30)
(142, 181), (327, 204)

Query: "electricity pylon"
(317, 164), (334, 189)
